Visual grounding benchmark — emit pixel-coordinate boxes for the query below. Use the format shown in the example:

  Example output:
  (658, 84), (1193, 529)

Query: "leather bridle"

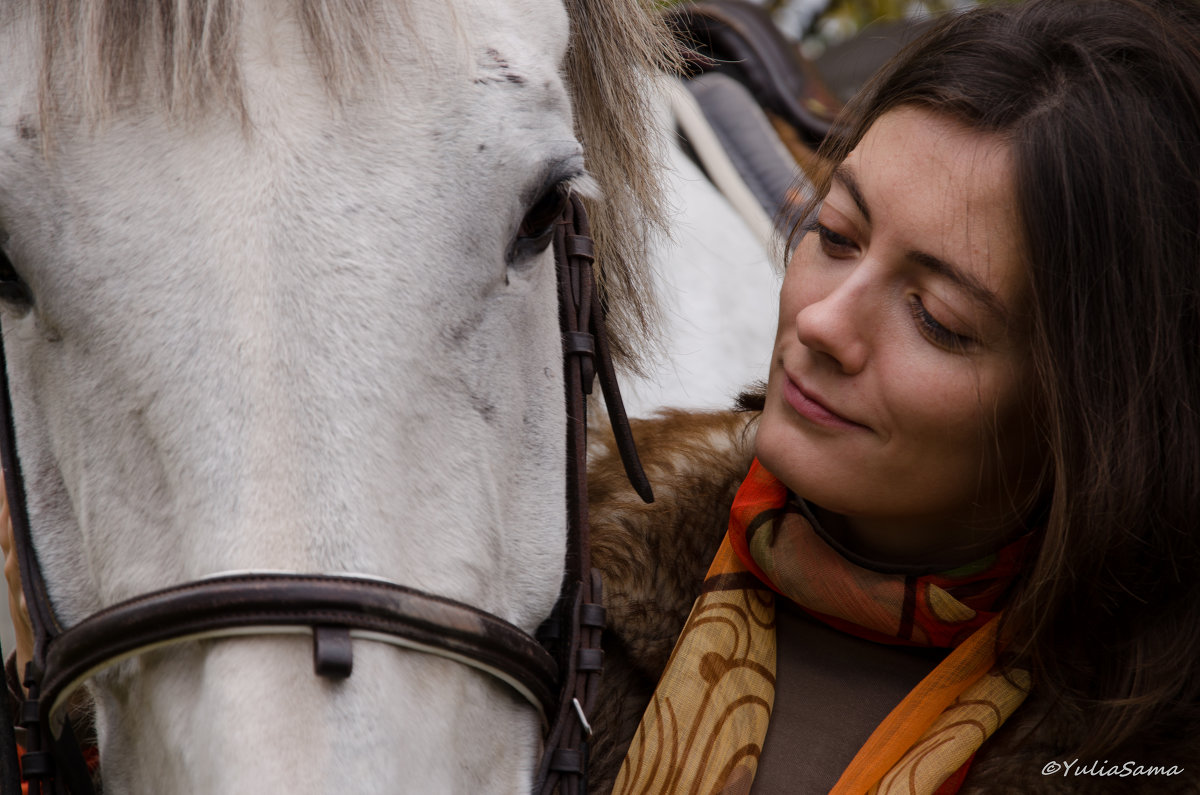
(0, 193), (652, 795)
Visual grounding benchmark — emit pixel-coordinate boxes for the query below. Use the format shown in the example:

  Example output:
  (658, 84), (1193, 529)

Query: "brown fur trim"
(587, 408), (757, 793)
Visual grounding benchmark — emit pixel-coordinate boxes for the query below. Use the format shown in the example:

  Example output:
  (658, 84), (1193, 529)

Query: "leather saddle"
(664, 0), (842, 149)
(663, 1), (842, 236)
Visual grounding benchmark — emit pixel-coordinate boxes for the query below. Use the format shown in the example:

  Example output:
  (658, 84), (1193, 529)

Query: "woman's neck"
(806, 502), (1031, 574)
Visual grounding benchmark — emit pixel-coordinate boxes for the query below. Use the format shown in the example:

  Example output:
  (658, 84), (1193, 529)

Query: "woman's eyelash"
(815, 223), (855, 252)
(806, 223), (976, 352)
(909, 296), (974, 351)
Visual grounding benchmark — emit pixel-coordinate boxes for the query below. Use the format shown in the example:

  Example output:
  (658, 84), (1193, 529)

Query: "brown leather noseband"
(0, 193), (651, 795)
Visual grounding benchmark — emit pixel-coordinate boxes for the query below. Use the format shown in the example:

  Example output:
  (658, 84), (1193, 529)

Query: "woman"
(586, 0), (1200, 792)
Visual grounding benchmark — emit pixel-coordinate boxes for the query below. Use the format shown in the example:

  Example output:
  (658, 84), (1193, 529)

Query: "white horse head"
(0, 0), (671, 791)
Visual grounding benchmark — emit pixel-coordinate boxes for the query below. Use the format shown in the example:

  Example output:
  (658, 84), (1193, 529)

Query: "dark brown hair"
(796, 0), (1200, 758)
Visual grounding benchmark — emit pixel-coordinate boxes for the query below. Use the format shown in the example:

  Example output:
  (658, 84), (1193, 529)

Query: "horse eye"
(516, 183), (570, 252)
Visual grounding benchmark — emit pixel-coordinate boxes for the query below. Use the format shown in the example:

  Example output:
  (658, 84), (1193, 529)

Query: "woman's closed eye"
(909, 295), (975, 352)
(815, 223), (858, 257)
(808, 218), (981, 353)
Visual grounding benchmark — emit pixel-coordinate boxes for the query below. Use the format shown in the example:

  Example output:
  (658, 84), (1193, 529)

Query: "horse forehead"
(0, 0), (581, 228)
(404, 0), (571, 89)
(457, 0), (571, 59)
(447, 0), (575, 127)
(0, 0), (576, 139)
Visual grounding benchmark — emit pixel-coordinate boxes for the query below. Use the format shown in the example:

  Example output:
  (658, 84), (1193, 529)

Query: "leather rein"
(0, 193), (652, 795)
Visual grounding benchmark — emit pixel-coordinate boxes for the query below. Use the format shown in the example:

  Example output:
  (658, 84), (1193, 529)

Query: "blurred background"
(670, 0), (1008, 101)
(760, 0), (986, 51)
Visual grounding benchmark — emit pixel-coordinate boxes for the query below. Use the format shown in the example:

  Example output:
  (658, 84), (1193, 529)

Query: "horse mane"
(561, 0), (678, 369)
(31, 0), (677, 368)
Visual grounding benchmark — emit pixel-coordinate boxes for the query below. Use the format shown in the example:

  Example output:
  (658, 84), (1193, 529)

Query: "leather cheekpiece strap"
(563, 331), (595, 357)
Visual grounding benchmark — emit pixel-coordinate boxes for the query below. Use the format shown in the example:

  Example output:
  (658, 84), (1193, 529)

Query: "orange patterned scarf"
(614, 459), (1032, 795)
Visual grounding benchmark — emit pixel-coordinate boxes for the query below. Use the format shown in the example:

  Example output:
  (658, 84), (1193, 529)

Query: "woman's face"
(756, 106), (1043, 565)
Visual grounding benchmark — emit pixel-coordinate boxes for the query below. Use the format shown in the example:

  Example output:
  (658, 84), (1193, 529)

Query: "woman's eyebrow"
(907, 250), (1009, 322)
(834, 162), (1008, 322)
(832, 164), (871, 224)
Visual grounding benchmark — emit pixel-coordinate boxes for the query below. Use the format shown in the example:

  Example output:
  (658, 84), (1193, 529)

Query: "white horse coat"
(621, 79), (782, 416)
(0, 0), (672, 791)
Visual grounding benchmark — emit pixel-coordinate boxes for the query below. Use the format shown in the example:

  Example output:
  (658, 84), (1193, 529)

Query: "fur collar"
(588, 409), (758, 792)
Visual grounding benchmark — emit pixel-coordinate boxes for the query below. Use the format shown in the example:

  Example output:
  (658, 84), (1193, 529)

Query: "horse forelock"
(561, 0), (679, 371)
(32, 0), (389, 122)
(29, 0), (676, 371)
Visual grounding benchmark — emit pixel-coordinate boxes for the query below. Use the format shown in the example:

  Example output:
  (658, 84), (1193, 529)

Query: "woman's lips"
(782, 376), (867, 430)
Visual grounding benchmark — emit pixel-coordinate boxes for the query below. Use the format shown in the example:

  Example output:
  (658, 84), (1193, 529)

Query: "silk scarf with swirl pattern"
(613, 459), (1032, 795)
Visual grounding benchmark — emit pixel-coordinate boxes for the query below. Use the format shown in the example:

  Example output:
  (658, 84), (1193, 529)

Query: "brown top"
(753, 599), (948, 794)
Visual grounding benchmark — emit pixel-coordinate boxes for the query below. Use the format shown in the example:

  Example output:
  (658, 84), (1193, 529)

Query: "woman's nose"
(793, 269), (871, 375)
